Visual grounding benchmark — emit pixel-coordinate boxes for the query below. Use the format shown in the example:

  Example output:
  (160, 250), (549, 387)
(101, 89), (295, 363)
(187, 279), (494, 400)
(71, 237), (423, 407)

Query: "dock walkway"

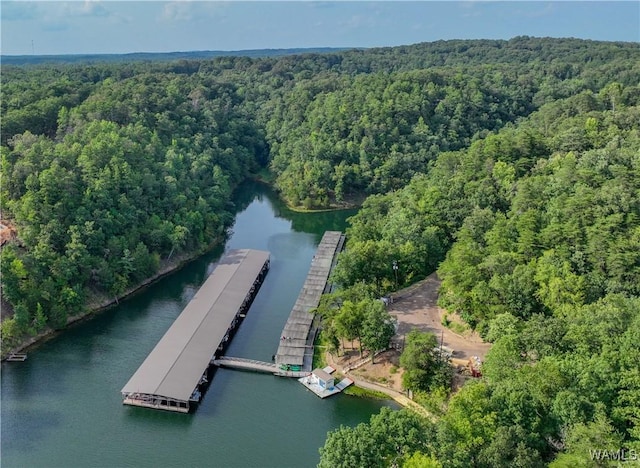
(275, 231), (345, 375)
(213, 356), (310, 377)
(212, 356), (276, 373)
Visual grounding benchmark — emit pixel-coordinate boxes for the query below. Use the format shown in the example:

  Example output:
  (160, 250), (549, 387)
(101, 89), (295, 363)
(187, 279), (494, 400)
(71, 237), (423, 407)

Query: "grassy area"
(343, 385), (391, 400)
(354, 370), (391, 386)
(441, 311), (471, 335)
(449, 321), (470, 335)
(312, 331), (329, 369)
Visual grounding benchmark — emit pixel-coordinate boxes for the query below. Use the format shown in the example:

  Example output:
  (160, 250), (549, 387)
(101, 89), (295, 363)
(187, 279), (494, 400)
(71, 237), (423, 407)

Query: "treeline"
(267, 68), (532, 207)
(1, 71), (264, 347)
(265, 37), (640, 207)
(0, 47), (347, 66)
(322, 86), (640, 465)
(320, 296), (639, 467)
(438, 101), (640, 330)
(333, 84), (640, 294)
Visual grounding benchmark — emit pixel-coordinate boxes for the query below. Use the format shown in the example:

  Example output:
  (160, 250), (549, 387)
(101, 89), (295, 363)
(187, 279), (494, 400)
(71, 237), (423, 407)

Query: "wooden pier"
(274, 231), (345, 375)
(121, 249), (270, 413)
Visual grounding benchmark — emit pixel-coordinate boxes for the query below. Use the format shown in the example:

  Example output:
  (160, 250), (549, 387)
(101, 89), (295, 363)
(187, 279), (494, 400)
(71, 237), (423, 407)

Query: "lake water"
(1, 181), (395, 468)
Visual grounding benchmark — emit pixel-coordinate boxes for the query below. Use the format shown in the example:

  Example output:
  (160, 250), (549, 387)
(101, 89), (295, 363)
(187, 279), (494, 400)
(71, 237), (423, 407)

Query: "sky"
(1, 1), (639, 56)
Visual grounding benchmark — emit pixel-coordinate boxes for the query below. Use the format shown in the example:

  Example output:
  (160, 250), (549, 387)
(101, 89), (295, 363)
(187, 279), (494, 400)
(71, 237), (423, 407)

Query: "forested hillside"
(2, 37), (639, 466)
(1, 68), (266, 346)
(265, 37), (639, 207)
(326, 88), (640, 467)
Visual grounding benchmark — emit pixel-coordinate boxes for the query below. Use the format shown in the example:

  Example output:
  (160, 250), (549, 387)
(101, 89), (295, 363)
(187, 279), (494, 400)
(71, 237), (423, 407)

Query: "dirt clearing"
(327, 273), (491, 394)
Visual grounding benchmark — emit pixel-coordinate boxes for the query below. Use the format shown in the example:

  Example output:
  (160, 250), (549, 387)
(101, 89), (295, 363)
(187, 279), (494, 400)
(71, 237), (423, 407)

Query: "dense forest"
(1, 68), (266, 343)
(2, 37), (639, 466)
(325, 87), (640, 467)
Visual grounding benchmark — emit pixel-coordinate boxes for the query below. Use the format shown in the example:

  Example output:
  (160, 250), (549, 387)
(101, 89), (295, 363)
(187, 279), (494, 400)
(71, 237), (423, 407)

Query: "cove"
(1, 181), (395, 468)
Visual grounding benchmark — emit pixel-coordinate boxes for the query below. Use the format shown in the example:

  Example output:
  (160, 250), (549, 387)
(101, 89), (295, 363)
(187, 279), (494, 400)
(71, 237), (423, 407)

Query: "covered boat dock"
(121, 249), (270, 413)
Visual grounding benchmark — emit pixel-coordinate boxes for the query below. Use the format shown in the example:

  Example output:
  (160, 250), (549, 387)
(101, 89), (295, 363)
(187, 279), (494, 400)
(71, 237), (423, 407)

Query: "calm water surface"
(1, 182), (395, 468)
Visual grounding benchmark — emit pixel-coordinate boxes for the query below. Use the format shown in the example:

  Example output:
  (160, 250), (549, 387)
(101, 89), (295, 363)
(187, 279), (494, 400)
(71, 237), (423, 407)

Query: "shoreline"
(284, 203), (360, 214)
(254, 175), (364, 213)
(1, 236), (224, 360)
(324, 350), (436, 421)
(282, 193), (364, 213)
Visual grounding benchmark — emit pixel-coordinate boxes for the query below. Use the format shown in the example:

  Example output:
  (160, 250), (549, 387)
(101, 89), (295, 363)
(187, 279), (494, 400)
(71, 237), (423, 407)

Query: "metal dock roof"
(121, 249), (269, 403)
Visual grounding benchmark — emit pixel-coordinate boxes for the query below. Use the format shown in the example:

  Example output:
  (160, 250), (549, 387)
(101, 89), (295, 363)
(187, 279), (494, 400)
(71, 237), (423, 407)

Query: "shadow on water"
(195, 367), (237, 418)
(123, 405), (196, 428)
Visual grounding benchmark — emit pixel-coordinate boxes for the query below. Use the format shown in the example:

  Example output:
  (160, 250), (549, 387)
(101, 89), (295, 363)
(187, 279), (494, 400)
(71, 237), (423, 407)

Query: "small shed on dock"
(312, 368), (334, 390)
(299, 366), (352, 398)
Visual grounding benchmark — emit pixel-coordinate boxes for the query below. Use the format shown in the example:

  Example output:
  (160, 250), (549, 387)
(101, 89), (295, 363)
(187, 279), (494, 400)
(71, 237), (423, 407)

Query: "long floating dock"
(274, 231), (345, 374)
(121, 249), (269, 413)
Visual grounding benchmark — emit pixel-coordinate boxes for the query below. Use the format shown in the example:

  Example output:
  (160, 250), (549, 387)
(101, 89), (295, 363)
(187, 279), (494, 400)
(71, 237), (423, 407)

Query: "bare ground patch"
(388, 272), (491, 361)
(325, 272), (491, 395)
